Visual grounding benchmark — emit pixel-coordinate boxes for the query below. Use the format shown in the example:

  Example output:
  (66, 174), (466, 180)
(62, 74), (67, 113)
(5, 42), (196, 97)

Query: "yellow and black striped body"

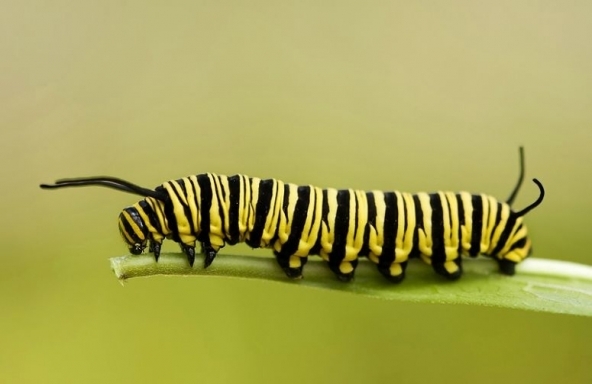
(118, 173), (533, 282)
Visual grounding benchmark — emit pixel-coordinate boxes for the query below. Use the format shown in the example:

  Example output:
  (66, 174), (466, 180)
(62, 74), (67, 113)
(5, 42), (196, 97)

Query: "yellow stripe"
(320, 188), (338, 259)
(265, 179), (284, 246)
(439, 191), (452, 260)
(368, 191), (385, 258)
(211, 174), (225, 235)
(218, 175), (231, 236)
(238, 175), (247, 238)
(171, 180), (188, 205)
(398, 192), (415, 263)
(353, 189), (367, 250)
(482, 196), (497, 251)
(247, 178), (260, 237)
(394, 191), (405, 261)
(340, 189), (368, 262)
(296, 186), (321, 256)
(167, 181), (193, 243)
(277, 182), (296, 244)
(166, 181), (194, 243)
(188, 176), (201, 234)
(459, 192), (473, 254)
(479, 194), (489, 253)
(445, 191), (459, 261)
(206, 173), (224, 246)
(343, 190), (355, 261)
(417, 192), (432, 257)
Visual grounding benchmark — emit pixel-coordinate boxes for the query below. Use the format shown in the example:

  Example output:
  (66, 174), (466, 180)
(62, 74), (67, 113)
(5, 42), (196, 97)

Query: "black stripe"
(138, 200), (162, 235)
(305, 188), (319, 241)
(488, 202), (503, 248)
(456, 194), (465, 228)
(196, 175), (212, 243)
(278, 186), (311, 256)
(176, 179), (196, 235)
(328, 189), (350, 268)
(246, 179), (274, 248)
(509, 235), (527, 251)
(380, 192), (398, 267)
(309, 189), (329, 255)
(282, 184), (290, 220)
(469, 195), (483, 257)
(359, 192), (376, 257)
(227, 175), (241, 245)
(321, 189), (330, 227)
(430, 193), (445, 264)
(410, 194), (423, 258)
(158, 185), (181, 242)
(442, 193), (454, 256)
(491, 213), (517, 256)
(366, 192), (377, 234)
(402, 194), (410, 240)
(187, 177), (200, 233)
(456, 194), (465, 254)
(211, 175), (227, 240)
(153, 198), (168, 235)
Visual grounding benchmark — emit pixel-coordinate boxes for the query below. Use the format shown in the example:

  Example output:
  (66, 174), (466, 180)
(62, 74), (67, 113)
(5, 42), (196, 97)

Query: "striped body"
(118, 173), (532, 281)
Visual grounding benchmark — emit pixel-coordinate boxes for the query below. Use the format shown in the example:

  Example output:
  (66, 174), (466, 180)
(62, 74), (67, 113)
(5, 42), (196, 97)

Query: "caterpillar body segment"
(39, 148), (544, 283)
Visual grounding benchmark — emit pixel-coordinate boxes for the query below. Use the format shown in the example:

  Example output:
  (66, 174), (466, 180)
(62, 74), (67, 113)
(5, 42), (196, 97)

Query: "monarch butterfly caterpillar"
(40, 147), (544, 283)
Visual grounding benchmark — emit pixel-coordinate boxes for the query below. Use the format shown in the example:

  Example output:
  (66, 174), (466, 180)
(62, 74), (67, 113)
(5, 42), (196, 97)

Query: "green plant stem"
(110, 253), (592, 316)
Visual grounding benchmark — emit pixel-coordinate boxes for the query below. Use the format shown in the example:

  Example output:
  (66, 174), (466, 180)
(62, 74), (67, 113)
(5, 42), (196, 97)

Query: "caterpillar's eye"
(130, 244), (145, 255)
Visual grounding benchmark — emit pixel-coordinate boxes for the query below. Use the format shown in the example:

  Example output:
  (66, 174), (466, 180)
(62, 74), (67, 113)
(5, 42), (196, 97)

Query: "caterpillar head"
(39, 176), (168, 256)
(118, 207), (149, 254)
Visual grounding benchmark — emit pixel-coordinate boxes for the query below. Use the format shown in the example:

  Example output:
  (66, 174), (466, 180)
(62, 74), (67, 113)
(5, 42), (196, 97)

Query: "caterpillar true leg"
(149, 240), (162, 261)
(180, 243), (196, 267)
(202, 244), (218, 268)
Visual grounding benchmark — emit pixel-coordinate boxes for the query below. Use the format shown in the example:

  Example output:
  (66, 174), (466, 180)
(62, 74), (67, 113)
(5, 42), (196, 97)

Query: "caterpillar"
(40, 147), (544, 282)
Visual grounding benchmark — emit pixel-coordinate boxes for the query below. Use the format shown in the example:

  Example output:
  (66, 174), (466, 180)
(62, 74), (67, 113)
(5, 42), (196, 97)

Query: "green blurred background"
(1, 1), (591, 383)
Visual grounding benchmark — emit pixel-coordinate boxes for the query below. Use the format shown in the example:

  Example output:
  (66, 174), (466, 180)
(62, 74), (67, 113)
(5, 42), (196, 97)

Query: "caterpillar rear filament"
(40, 147), (544, 282)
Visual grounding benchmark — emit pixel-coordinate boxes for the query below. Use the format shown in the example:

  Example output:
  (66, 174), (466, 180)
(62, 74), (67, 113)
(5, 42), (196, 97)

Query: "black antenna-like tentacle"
(56, 176), (164, 198)
(506, 146), (525, 206)
(40, 176), (167, 201)
(514, 179), (545, 217)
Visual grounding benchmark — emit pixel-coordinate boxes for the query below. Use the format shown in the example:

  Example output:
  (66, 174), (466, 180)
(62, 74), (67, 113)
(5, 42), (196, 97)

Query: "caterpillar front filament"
(40, 147), (544, 282)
